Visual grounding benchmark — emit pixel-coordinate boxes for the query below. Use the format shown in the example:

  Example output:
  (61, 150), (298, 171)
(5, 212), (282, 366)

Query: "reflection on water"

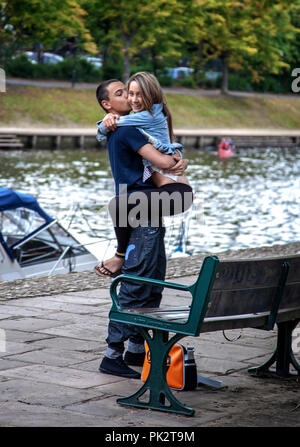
(1, 147), (300, 257)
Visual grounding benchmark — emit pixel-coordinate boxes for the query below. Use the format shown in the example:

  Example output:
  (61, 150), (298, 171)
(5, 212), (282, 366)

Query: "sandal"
(94, 262), (122, 278)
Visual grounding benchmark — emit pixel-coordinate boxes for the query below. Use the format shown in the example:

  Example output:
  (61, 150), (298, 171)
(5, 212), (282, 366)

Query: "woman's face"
(128, 80), (145, 113)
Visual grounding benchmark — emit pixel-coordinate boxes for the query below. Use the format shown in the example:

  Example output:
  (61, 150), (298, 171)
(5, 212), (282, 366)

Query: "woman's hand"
(103, 113), (120, 131)
(165, 155), (188, 176)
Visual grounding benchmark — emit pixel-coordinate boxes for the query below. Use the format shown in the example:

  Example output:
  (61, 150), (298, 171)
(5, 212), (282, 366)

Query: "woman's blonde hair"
(127, 71), (175, 142)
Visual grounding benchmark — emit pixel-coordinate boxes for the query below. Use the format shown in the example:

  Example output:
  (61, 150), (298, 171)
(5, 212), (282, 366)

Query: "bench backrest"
(108, 254), (300, 338)
(204, 255), (300, 330)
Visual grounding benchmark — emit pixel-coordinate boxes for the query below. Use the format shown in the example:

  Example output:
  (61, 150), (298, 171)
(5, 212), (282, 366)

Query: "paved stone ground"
(0, 273), (300, 428)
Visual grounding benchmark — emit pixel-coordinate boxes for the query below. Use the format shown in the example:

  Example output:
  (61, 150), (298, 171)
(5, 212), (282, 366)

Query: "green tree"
(271, 1), (300, 83)
(0, 0), (96, 64)
(191, 0), (299, 93)
(244, 1), (300, 84)
(82, 0), (189, 82)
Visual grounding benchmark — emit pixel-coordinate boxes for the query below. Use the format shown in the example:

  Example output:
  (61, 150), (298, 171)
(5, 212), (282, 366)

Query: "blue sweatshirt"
(96, 104), (183, 171)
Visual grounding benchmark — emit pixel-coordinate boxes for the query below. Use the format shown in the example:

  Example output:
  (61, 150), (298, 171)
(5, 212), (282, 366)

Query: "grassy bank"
(1, 84), (300, 129)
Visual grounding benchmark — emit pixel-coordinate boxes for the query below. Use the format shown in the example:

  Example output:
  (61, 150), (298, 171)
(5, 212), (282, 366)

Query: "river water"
(1, 147), (300, 258)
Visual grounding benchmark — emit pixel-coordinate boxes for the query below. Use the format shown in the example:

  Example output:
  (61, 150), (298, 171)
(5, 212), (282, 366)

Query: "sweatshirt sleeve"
(116, 110), (154, 127)
(96, 110), (154, 142)
(96, 120), (109, 142)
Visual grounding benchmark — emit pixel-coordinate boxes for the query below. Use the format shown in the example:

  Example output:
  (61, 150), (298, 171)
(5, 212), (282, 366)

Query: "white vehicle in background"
(23, 51), (64, 64)
(23, 51), (38, 64)
(80, 55), (102, 68)
(165, 66), (194, 80)
(42, 53), (64, 64)
(164, 66), (221, 81)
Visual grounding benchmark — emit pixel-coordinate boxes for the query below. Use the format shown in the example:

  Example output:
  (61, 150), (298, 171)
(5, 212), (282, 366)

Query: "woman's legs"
(95, 183), (193, 276)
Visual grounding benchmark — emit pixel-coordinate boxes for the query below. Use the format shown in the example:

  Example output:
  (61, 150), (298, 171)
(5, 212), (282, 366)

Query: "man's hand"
(103, 113), (120, 131)
(138, 145), (188, 173)
(165, 154), (188, 176)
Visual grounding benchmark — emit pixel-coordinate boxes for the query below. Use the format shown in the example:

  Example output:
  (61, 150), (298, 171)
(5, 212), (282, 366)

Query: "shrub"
(4, 55), (102, 82)
(101, 61), (123, 80)
(228, 73), (253, 92)
(176, 76), (197, 89)
(157, 75), (173, 87)
(130, 63), (154, 75)
(254, 75), (289, 94)
(5, 55), (36, 78)
(68, 58), (102, 83)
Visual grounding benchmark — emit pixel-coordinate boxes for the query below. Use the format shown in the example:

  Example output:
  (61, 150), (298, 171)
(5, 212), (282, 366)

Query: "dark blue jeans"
(106, 224), (166, 355)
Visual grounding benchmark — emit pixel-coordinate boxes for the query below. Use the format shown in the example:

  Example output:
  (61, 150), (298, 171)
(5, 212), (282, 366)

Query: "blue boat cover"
(0, 187), (53, 223)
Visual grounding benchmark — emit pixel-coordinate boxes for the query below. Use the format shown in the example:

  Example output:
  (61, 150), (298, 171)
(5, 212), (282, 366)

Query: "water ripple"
(1, 147), (299, 255)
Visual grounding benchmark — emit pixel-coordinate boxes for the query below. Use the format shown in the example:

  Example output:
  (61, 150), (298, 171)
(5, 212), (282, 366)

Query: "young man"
(95, 79), (188, 378)
(95, 79), (188, 277)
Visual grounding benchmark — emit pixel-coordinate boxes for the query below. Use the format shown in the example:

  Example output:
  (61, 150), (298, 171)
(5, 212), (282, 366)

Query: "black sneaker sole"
(124, 359), (144, 367)
(124, 352), (145, 367)
(99, 366), (141, 379)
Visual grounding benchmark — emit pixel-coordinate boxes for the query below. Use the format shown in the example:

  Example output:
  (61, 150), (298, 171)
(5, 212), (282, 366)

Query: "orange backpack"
(141, 342), (197, 391)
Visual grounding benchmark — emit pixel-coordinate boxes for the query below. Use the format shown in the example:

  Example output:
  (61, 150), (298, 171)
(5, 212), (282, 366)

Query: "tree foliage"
(0, 0), (96, 63)
(1, 0), (300, 92)
(82, 0), (189, 81)
(189, 0), (300, 92)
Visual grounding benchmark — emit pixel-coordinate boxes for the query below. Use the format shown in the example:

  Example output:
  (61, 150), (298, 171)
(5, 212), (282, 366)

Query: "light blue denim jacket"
(96, 104), (183, 169)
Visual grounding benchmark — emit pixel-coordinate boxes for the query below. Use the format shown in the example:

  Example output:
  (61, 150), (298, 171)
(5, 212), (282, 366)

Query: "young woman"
(95, 72), (193, 277)
(96, 72), (190, 187)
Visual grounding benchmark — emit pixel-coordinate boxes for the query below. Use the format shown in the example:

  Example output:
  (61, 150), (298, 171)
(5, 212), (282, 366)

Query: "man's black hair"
(96, 79), (120, 111)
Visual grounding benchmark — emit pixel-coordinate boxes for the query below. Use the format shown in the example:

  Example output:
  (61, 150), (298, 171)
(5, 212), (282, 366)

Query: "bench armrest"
(110, 274), (192, 310)
(109, 256), (219, 336)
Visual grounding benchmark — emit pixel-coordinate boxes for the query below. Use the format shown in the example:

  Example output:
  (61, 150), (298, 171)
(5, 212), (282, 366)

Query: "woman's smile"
(128, 80), (145, 112)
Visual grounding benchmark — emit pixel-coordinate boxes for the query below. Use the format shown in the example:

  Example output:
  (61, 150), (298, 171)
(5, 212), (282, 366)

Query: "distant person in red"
(219, 137), (235, 151)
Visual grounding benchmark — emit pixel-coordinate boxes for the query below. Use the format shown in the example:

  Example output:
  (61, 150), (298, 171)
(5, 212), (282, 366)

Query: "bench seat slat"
(121, 306), (300, 332)
(123, 306), (190, 314)
(122, 282), (300, 323)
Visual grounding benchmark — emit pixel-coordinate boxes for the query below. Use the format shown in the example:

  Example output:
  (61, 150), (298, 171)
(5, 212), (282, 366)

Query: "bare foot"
(94, 255), (124, 277)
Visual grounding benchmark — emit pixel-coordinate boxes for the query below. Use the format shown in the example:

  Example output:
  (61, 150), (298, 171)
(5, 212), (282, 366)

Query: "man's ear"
(101, 99), (111, 112)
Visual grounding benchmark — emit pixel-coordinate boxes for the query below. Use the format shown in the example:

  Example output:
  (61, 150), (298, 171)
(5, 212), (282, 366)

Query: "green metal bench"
(109, 254), (300, 416)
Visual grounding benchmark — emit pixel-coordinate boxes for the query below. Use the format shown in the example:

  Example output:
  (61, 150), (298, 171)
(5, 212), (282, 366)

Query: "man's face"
(103, 81), (131, 115)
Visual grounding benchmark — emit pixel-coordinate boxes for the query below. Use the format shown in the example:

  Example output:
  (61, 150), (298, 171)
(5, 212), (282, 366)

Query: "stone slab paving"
(0, 278), (299, 428)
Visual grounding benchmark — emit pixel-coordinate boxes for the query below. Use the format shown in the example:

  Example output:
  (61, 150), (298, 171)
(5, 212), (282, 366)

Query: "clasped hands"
(165, 152), (188, 176)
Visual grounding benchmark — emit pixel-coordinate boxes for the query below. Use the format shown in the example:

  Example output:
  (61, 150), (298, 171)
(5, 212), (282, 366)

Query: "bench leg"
(116, 328), (195, 416)
(248, 320), (300, 378)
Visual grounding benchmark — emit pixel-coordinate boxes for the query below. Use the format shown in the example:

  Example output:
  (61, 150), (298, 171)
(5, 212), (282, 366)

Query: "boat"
(218, 138), (235, 159)
(0, 187), (99, 281)
(218, 147), (234, 158)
